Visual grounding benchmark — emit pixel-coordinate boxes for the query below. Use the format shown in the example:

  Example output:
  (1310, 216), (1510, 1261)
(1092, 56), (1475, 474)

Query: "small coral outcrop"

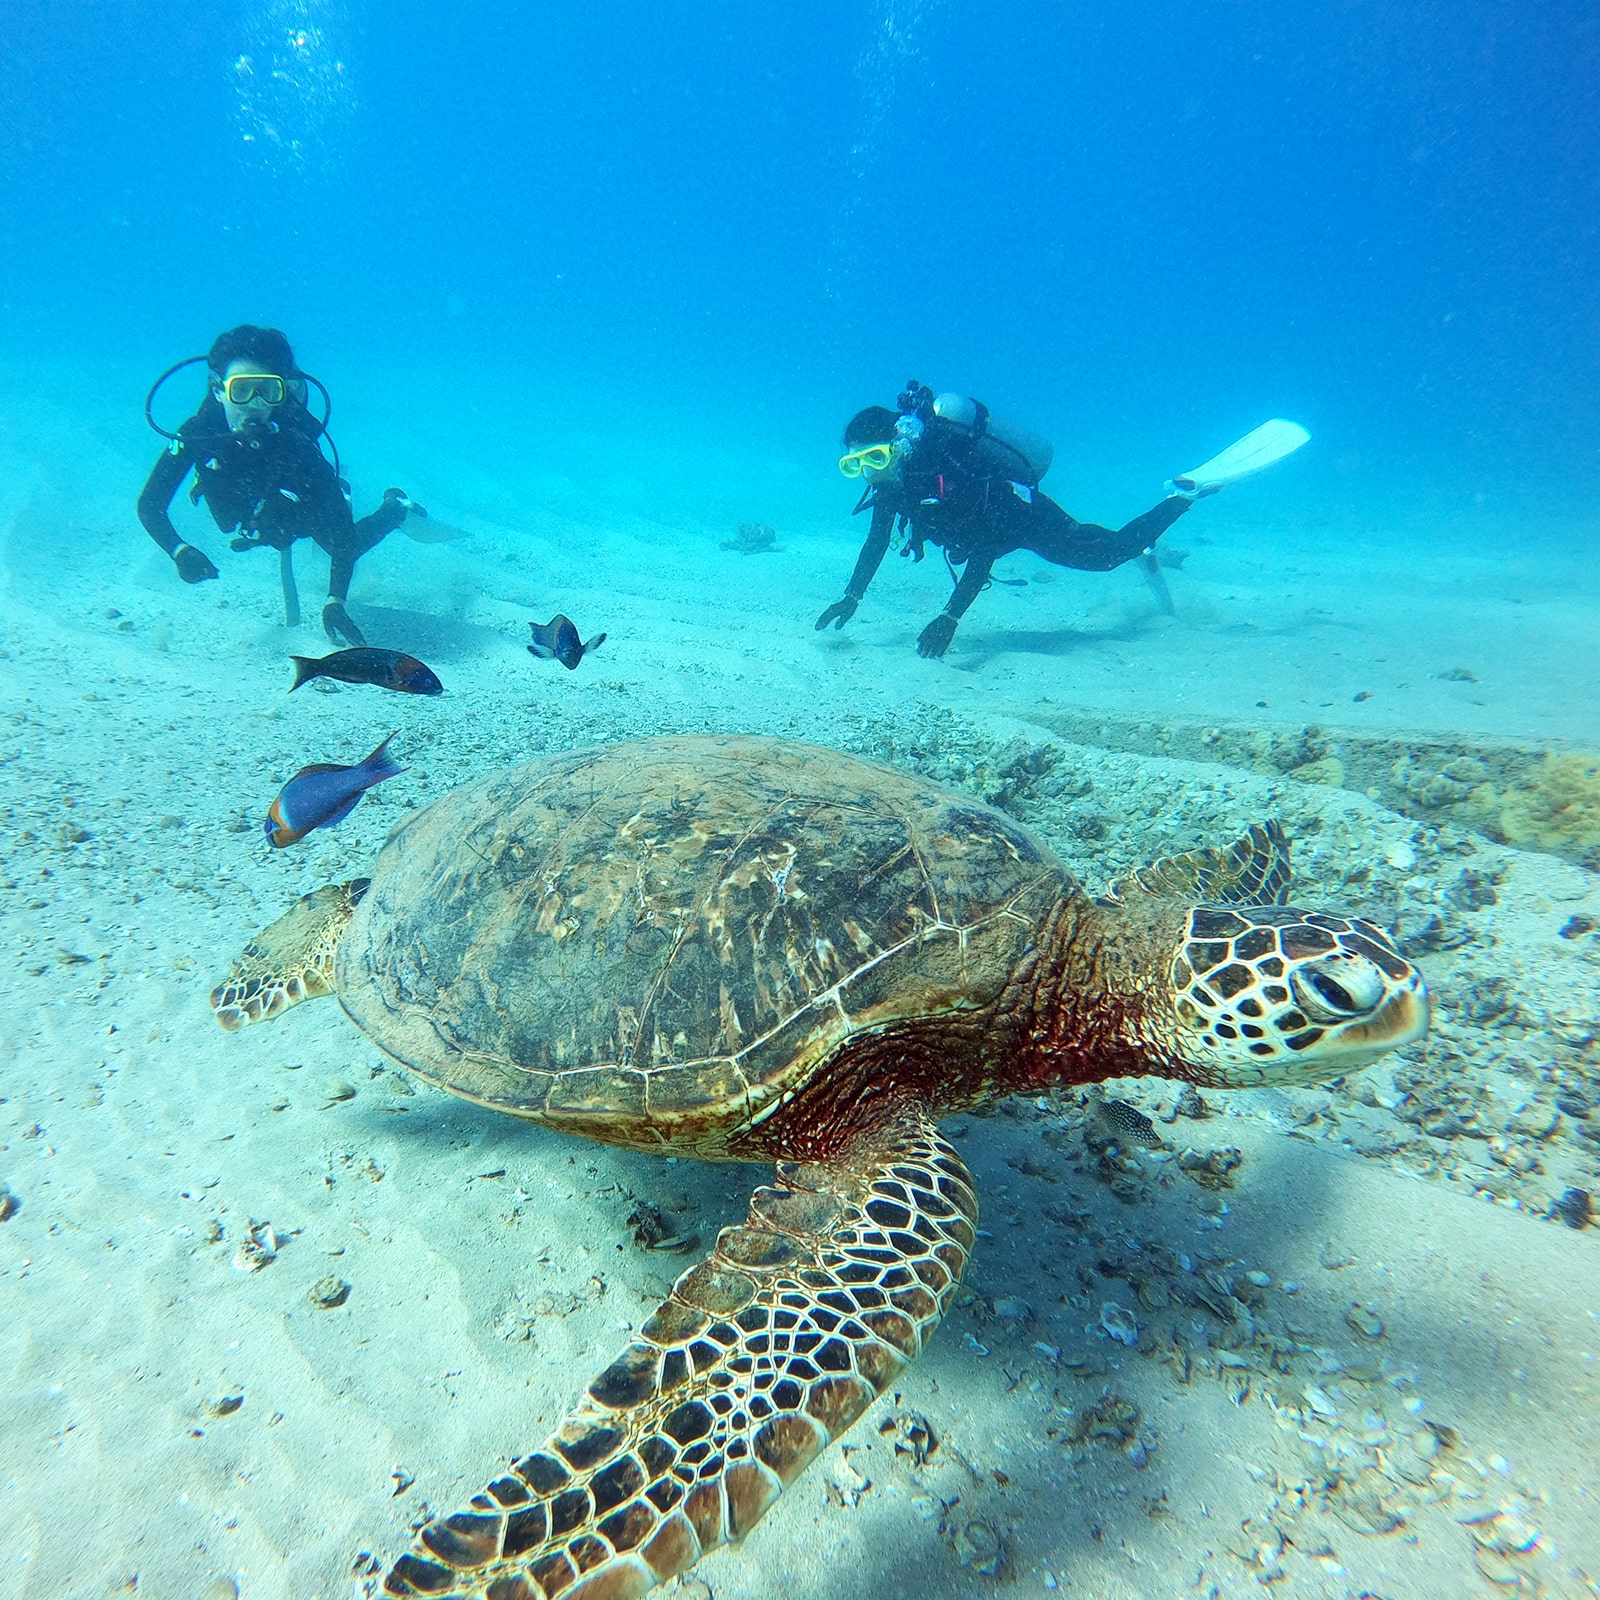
(1466, 752), (1600, 867)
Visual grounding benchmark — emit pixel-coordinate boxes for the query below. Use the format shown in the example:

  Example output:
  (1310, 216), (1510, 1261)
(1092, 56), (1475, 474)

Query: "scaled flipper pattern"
(210, 879), (370, 1030)
(1101, 821), (1291, 908)
(384, 1107), (977, 1600)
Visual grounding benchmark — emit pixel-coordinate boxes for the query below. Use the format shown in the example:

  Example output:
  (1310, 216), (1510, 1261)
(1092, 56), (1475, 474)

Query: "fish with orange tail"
(263, 735), (406, 848)
(289, 648), (443, 695)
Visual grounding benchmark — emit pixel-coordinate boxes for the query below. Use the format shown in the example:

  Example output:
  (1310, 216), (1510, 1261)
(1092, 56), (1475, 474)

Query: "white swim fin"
(1168, 418), (1310, 498)
(402, 516), (466, 544)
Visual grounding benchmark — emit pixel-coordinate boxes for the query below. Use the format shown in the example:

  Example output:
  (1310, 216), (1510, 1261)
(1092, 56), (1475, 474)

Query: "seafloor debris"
(976, 1081), (1581, 1592)
(719, 521), (777, 554)
(1065, 1391), (1142, 1449)
(1554, 1186), (1592, 1229)
(947, 1517), (1005, 1576)
(1344, 1302), (1386, 1340)
(1177, 1145), (1244, 1189)
(1099, 1301), (1139, 1346)
(626, 1197), (697, 1252)
(232, 1220), (279, 1272)
(879, 1408), (938, 1468)
(982, 743), (1075, 812)
(822, 1445), (871, 1508)
(309, 1275), (351, 1308)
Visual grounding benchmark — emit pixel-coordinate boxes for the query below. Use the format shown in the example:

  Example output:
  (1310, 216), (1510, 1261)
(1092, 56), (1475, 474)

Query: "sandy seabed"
(3, 398), (1599, 1600)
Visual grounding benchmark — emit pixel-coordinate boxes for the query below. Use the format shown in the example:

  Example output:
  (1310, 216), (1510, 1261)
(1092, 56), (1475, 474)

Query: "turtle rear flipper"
(384, 1107), (977, 1600)
(211, 879), (369, 1030)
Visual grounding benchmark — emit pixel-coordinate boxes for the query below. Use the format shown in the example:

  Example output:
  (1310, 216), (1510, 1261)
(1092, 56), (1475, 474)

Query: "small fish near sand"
(263, 735), (407, 848)
(528, 613), (605, 671)
(1091, 1096), (1163, 1148)
(289, 648), (443, 696)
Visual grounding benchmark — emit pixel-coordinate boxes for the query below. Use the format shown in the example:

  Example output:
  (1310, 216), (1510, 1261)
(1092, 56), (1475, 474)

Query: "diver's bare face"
(218, 359), (280, 434)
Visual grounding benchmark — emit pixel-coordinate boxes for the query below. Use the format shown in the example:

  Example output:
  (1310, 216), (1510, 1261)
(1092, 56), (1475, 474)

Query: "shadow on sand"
(337, 603), (520, 666)
(954, 618), (1146, 669)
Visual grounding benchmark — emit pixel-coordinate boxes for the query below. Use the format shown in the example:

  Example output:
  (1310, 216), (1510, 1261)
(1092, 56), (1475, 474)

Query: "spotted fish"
(1090, 1096), (1163, 1148)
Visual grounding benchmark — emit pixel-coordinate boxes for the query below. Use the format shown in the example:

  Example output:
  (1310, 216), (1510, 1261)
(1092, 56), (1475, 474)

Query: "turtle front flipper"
(384, 1107), (977, 1600)
(210, 879), (369, 1030)
(1102, 819), (1292, 907)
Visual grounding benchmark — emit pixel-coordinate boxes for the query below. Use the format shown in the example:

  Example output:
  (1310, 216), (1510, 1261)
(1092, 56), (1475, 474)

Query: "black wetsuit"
(838, 417), (1192, 652)
(137, 395), (406, 605)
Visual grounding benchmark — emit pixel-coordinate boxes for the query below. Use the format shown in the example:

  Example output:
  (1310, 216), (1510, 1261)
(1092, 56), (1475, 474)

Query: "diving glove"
(916, 613), (958, 659)
(815, 595), (859, 631)
(322, 600), (367, 647)
(173, 543), (219, 584)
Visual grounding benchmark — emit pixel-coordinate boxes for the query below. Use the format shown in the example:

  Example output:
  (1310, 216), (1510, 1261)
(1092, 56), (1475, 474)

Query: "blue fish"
(264, 735), (406, 849)
(528, 613), (605, 671)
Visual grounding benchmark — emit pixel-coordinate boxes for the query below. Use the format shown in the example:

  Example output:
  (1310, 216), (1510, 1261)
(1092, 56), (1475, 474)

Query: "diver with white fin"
(816, 382), (1309, 658)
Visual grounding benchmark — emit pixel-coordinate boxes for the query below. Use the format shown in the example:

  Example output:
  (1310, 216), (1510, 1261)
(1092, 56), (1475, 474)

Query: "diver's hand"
(916, 613), (957, 659)
(173, 543), (219, 584)
(323, 600), (367, 647)
(815, 595), (858, 631)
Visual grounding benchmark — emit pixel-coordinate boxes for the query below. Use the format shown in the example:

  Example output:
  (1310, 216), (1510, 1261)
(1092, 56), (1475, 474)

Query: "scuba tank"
(931, 393), (1053, 486)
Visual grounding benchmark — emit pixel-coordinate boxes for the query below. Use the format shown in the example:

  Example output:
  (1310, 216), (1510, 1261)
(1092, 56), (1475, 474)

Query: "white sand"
(3, 372), (1599, 1599)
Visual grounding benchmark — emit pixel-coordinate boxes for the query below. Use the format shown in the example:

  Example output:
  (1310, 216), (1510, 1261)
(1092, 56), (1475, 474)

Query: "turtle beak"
(1335, 982), (1430, 1057)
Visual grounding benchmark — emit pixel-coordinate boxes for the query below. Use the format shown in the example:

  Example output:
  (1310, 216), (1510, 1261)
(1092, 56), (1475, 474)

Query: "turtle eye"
(1290, 954), (1387, 1022)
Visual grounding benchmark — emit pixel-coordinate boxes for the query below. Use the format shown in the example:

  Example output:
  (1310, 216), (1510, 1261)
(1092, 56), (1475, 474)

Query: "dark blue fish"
(289, 648), (443, 695)
(528, 613), (605, 671)
(264, 735), (406, 848)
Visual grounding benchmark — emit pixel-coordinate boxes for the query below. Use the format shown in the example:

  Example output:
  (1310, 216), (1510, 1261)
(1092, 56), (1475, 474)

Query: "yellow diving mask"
(220, 372), (288, 406)
(838, 442), (896, 478)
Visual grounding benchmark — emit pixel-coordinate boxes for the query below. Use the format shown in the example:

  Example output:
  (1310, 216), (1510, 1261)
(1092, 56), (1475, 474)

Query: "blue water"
(3, 0), (1597, 547)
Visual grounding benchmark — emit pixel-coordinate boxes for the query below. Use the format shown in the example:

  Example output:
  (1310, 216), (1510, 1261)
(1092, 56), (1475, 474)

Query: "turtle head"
(1165, 904), (1428, 1087)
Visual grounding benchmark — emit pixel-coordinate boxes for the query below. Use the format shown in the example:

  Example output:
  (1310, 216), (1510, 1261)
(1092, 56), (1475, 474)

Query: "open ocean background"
(3, 0), (1597, 564)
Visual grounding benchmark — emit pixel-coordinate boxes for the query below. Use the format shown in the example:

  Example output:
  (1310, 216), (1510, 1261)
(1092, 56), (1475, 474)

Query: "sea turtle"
(211, 734), (1428, 1600)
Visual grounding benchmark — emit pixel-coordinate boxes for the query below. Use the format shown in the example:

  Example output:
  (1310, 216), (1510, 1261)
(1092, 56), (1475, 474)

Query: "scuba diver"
(138, 325), (426, 647)
(816, 380), (1308, 659)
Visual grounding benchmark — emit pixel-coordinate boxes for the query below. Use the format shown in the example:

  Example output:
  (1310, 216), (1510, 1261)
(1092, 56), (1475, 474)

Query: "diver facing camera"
(138, 324), (428, 646)
(819, 379), (1308, 658)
